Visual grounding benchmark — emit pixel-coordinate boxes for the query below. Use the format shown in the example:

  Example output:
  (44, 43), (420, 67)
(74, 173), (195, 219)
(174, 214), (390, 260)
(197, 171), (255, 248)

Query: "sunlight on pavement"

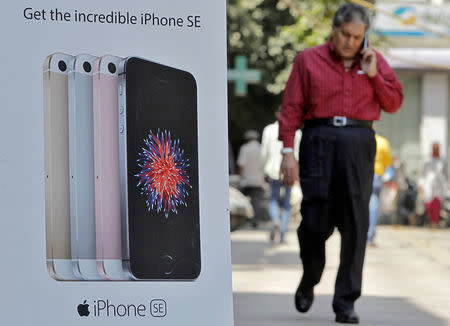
(232, 225), (450, 325)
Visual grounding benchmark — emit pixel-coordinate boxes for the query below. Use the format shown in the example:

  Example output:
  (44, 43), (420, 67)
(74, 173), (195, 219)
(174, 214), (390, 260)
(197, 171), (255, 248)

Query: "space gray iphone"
(118, 57), (200, 280)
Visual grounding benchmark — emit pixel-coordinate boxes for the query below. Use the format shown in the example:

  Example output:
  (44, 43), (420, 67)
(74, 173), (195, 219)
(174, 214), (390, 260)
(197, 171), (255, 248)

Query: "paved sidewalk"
(231, 224), (450, 326)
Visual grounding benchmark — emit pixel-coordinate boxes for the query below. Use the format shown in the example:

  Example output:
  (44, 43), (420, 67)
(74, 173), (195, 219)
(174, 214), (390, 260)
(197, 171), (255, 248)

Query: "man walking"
(278, 3), (403, 324)
(261, 111), (301, 243)
(419, 143), (448, 227)
(237, 130), (265, 224)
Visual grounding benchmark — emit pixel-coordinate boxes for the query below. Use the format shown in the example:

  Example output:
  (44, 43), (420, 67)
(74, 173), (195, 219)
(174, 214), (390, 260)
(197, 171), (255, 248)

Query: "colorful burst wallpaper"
(136, 130), (191, 217)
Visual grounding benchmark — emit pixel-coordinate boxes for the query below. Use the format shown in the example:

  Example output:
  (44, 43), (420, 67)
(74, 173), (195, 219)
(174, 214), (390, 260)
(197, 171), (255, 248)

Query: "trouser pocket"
(299, 128), (336, 200)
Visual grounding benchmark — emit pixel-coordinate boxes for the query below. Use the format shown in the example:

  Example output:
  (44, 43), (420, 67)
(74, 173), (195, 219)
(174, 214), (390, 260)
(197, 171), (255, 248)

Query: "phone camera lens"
(58, 60), (67, 72)
(108, 63), (117, 74)
(83, 62), (92, 73)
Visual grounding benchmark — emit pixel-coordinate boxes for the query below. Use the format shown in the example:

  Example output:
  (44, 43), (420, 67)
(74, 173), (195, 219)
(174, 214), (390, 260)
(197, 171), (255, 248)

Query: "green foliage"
(227, 0), (343, 95)
(227, 0), (340, 153)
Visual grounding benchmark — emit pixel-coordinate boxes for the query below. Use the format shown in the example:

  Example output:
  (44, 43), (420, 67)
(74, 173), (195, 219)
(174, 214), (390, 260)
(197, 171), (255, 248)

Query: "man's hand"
(360, 48), (377, 78)
(280, 153), (299, 186)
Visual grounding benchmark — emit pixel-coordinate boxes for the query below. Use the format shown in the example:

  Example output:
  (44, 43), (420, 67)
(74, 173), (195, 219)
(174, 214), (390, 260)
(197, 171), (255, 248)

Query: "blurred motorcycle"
(396, 177), (418, 225)
(229, 186), (254, 231)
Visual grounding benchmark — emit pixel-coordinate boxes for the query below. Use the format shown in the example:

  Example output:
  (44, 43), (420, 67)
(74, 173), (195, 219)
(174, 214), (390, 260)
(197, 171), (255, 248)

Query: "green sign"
(227, 55), (261, 96)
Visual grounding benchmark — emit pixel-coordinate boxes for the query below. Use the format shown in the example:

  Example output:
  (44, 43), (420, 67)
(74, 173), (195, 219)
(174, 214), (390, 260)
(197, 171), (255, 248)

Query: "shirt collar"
(327, 37), (341, 62)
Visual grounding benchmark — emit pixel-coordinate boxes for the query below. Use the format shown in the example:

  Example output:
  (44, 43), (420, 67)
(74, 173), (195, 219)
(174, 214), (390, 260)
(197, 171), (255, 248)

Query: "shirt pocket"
(353, 73), (375, 100)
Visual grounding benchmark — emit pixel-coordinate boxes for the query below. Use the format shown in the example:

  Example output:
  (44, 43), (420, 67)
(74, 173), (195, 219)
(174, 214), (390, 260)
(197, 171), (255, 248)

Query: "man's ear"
(331, 27), (337, 38)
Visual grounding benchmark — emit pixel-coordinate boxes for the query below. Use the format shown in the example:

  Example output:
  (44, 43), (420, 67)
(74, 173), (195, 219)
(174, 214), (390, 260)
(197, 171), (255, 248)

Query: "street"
(232, 222), (450, 326)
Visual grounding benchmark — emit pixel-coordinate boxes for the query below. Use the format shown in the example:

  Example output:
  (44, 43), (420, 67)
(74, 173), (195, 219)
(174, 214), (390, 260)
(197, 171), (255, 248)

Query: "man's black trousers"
(297, 125), (376, 313)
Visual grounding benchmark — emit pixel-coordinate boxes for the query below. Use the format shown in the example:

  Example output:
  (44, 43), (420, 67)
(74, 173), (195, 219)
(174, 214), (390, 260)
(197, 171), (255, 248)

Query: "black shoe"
(335, 310), (359, 324)
(294, 284), (314, 313)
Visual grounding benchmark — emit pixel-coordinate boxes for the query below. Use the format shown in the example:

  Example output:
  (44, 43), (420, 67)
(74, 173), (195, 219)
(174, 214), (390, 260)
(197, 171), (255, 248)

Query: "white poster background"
(0, 1), (233, 325)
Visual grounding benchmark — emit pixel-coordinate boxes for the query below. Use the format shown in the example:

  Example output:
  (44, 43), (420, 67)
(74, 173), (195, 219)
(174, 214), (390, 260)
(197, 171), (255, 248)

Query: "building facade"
(373, 0), (450, 177)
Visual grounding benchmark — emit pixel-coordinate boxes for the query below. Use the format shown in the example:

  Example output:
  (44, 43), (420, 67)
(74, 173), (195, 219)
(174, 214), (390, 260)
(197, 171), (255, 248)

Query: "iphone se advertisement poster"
(0, 1), (233, 325)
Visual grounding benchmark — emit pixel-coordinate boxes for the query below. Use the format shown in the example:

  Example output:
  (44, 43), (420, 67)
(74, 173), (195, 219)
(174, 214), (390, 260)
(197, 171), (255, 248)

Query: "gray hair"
(332, 3), (370, 30)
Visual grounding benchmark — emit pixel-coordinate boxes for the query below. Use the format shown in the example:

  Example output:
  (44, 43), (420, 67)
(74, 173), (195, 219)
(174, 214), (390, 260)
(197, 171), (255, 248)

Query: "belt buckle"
(333, 116), (347, 127)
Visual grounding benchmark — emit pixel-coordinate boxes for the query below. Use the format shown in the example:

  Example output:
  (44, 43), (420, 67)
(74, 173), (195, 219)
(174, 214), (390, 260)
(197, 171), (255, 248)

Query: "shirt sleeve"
(369, 53), (404, 113)
(294, 130), (302, 161)
(236, 146), (246, 167)
(260, 127), (269, 165)
(278, 53), (307, 148)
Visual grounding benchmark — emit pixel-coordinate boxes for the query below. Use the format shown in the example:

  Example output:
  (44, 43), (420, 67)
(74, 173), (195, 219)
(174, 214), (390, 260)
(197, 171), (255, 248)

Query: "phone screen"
(124, 57), (200, 280)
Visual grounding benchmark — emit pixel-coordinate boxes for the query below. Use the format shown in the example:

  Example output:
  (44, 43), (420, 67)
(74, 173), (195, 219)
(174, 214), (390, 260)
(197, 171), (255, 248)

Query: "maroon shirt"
(279, 40), (404, 148)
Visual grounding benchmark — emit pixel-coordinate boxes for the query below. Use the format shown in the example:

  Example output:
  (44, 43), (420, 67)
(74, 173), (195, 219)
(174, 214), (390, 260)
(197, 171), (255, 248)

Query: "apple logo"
(77, 300), (90, 317)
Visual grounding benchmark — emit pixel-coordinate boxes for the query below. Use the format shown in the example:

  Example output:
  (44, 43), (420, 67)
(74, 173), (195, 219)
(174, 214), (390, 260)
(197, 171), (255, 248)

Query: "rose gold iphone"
(93, 55), (129, 280)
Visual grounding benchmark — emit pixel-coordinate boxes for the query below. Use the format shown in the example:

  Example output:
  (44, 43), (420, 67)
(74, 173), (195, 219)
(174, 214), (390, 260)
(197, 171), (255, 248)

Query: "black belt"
(304, 117), (372, 128)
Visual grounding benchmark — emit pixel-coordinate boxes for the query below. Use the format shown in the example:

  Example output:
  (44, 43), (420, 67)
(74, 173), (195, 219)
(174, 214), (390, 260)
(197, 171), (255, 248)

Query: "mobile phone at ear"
(68, 54), (102, 280)
(93, 55), (130, 280)
(358, 31), (369, 74)
(118, 57), (201, 280)
(361, 31), (369, 50)
(43, 53), (78, 281)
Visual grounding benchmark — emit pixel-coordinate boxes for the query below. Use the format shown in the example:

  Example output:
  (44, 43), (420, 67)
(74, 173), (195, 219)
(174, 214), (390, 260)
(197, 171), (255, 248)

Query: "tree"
(227, 0), (341, 155)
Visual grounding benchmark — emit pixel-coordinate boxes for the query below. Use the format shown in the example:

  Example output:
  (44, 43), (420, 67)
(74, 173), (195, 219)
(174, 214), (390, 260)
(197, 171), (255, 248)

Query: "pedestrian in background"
(261, 110), (301, 243)
(237, 130), (265, 224)
(418, 142), (448, 227)
(278, 3), (403, 324)
(368, 131), (392, 246)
